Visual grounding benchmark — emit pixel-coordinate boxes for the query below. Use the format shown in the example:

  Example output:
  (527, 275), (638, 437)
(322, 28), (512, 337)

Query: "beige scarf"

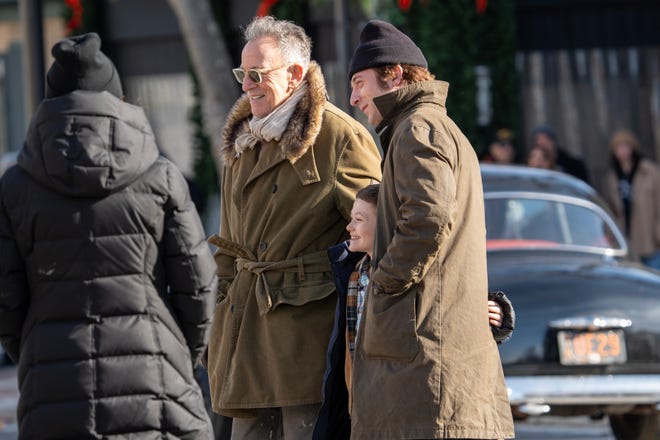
(234, 81), (308, 157)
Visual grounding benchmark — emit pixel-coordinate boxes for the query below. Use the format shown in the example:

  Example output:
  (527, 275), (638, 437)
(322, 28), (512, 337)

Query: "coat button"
(259, 241), (268, 251)
(272, 183), (278, 193)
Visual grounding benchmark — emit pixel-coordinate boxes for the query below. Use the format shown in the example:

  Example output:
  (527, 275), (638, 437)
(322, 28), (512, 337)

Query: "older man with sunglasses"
(205, 16), (382, 440)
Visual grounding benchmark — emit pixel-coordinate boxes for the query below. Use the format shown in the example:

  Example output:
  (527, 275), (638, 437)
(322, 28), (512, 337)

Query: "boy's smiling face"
(346, 198), (377, 256)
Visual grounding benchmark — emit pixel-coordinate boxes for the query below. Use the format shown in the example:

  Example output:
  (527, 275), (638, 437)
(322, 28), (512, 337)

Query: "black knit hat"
(46, 32), (123, 99)
(348, 20), (427, 79)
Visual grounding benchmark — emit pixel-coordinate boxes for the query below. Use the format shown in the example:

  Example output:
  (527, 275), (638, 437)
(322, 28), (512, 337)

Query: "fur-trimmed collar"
(222, 61), (327, 164)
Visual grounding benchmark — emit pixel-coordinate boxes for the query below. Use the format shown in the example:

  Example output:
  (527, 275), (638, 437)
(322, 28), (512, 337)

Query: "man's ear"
(289, 64), (304, 87)
(388, 64), (405, 88)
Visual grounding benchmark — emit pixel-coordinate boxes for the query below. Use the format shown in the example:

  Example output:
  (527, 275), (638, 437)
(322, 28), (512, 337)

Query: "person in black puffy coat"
(0, 32), (216, 439)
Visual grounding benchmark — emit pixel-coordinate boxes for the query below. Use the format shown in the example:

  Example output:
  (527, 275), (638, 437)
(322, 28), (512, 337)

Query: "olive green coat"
(351, 81), (514, 439)
(207, 62), (382, 417)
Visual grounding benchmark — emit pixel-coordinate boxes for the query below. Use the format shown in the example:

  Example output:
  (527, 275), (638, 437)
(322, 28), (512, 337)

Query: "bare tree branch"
(167, 0), (240, 174)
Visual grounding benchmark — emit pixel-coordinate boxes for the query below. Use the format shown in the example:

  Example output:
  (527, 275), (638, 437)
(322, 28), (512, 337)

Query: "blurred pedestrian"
(0, 33), (216, 438)
(480, 128), (518, 164)
(205, 16), (382, 440)
(602, 129), (660, 269)
(346, 19), (514, 439)
(532, 124), (590, 182)
(527, 145), (554, 170)
(314, 183), (515, 440)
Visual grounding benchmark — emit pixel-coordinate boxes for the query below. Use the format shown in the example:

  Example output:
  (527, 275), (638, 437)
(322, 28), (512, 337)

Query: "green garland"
(379, 0), (518, 155)
(271, 0), (310, 25)
(190, 71), (219, 206)
(62, 0), (100, 36)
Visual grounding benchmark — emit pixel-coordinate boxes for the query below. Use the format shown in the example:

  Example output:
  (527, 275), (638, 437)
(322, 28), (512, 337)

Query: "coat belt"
(208, 234), (329, 315)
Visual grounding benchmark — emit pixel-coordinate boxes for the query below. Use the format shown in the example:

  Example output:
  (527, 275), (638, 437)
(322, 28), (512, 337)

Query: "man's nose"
(349, 91), (359, 107)
(242, 76), (256, 91)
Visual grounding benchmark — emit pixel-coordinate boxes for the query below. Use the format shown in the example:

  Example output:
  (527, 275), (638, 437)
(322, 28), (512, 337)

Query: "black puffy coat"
(0, 91), (216, 439)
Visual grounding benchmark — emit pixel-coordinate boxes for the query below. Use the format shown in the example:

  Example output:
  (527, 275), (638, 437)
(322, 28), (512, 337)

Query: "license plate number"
(557, 329), (627, 365)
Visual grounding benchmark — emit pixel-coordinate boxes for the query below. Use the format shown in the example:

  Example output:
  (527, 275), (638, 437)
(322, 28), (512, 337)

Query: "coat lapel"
(243, 141), (286, 188)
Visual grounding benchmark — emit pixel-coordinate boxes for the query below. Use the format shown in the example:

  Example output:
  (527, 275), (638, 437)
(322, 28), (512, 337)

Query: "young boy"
(313, 184), (515, 440)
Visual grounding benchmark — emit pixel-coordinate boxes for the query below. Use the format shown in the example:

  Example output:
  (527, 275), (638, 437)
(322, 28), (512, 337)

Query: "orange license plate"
(557, 329), (627, 365)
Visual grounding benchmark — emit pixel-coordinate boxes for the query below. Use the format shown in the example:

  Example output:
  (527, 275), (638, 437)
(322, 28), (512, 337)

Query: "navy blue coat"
(313, 241), (363, 440)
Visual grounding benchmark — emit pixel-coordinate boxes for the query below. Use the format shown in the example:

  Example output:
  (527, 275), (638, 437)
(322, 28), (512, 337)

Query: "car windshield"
(485, 194), (626, 253)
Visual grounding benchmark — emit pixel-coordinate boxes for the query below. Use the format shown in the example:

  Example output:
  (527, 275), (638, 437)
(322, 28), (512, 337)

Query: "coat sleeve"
(163, 164), (217, 364)
(334, 127), (382, 221)
(212, 166), (237, 301)
(0, 188), (29, 363)
(489, 291), (515, 343)
(371, 123), (456, 294)
(652, 163), (660, 247)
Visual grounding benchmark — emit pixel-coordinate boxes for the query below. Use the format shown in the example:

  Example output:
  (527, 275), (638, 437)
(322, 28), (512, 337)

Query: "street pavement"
(0, 366), (17, 439)
(0, 363), (616, 439)
(515, 415), (614, 439)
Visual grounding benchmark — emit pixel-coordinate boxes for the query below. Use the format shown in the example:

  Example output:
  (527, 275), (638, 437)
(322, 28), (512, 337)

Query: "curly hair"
(374, 64), (435, 88)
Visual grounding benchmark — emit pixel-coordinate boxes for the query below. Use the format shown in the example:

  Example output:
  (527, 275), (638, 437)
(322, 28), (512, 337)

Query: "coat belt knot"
(209, 235), (329, 315)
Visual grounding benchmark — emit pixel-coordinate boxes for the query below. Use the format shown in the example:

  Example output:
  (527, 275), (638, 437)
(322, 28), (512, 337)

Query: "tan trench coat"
(351, 80), (514, 439)
(603, 158), (660, 259)
(207, 62), (382, 417)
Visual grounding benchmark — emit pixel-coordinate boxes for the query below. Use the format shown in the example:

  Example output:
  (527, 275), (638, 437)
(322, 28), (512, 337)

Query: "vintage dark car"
(482, 164), (660, 440)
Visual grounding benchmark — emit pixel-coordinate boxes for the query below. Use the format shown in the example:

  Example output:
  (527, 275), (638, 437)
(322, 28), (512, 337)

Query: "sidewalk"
(0, 366), (18, 438)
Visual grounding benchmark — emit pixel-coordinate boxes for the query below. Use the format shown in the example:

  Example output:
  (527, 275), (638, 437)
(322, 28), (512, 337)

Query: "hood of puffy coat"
(18, 90), (159, 197)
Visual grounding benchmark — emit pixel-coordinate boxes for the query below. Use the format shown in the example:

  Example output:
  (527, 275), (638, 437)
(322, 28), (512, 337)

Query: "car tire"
(608, 413), (660, 440)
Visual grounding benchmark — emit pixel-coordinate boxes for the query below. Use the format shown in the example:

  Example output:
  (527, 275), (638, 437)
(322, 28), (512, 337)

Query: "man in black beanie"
(346, 20), (515, 439)
(46, 32), (123, 99)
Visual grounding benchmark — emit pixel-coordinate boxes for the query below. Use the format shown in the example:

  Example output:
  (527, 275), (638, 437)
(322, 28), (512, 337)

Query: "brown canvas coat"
(350, 80), (514, 439)
(603, 158), (660, 259)
(206, 62), (382, 417)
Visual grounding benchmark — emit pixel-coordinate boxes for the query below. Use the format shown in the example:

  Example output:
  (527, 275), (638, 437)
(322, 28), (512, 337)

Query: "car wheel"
(608, 413), (660, 440)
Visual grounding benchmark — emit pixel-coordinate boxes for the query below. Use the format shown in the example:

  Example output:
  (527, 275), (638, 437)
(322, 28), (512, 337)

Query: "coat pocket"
(361, 286), (419, 361)
(270, 281), (336, 310)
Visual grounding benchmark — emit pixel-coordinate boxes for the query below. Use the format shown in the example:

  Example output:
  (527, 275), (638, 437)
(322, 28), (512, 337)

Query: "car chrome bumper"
(507, 374), (660, 406)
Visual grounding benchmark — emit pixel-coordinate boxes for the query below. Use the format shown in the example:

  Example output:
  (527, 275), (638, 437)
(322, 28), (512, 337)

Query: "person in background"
(205, 16), (382, 440)
(527, 145), (555, 170)
(346, 19), (514, 439)
(531, 124), (590, 182)
(480, 128), (518, 164)
(0, 32), (216, 438)
(313, 183), (515, 440)
(602, 129), (660, 270)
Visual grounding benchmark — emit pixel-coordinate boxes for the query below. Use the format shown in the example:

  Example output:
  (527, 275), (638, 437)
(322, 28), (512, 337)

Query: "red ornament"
(64, 0), (83, 34)
(398, 0), (412, 11)
(476, 0), (488, 14)
(256, 0), (280, 17)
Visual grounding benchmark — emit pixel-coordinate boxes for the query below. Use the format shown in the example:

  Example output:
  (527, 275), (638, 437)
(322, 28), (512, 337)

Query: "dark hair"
(375, 64), (435, 88)
(356, 183), (380, 206)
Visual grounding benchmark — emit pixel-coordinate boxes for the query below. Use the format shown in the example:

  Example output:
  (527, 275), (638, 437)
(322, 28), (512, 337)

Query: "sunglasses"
(232, 65), (287, 84)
